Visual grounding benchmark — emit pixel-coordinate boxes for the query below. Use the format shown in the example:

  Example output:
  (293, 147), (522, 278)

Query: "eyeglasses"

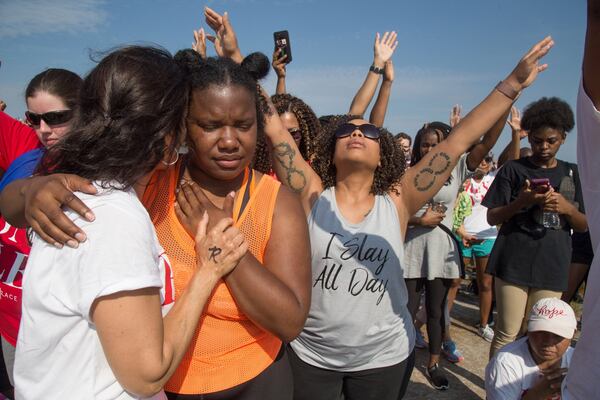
(335, 123), (380, 140)
(25, 110), (73, 126)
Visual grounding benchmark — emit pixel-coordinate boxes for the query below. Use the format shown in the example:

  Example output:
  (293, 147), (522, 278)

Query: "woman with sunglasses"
(262, 37), (554, 399)
(0, 68), (82, 392)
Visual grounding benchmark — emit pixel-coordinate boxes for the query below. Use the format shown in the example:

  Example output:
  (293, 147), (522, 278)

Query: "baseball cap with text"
(528, 298), (577, 339)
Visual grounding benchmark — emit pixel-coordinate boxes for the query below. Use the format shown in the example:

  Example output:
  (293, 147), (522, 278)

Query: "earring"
(162, 151), (179, 166)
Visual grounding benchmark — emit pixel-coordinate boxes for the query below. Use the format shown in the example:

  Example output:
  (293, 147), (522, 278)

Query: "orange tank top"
(143, 164), (282, 394)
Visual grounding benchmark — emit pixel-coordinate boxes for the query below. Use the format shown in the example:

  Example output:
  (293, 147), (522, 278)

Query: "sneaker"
(427, 363), (449, 390)
(442, 340), (464, 363)
(477, 324), (495, 342)
(415, 329), (428, 349)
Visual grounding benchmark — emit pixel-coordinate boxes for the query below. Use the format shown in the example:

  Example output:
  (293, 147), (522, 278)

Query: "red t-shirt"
(0, 110), (40, 346)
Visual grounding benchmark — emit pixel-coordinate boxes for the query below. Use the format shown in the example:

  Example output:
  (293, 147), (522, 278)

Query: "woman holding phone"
(483, 96), (587, 357)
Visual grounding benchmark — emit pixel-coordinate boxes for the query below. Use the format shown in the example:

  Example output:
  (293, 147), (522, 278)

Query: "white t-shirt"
(463, 171), (498, 239)
(486, 336), (573, 400)
(563, 80), (600, 399)
(14, 183), (174, 400)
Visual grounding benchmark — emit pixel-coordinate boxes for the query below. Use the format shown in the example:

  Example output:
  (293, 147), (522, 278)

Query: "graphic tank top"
(290, 187), (415, 371)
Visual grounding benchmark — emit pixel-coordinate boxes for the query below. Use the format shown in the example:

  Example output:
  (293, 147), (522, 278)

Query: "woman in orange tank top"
(3, 53), (311, 400)
(148, 51), (310, 399)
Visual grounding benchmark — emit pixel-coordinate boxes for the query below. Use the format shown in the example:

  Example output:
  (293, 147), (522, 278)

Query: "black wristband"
(369, 64), (384, 75)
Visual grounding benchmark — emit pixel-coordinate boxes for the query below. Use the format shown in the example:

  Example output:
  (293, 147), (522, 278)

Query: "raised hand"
(506, 36), (554, 91)
(192, 27), (207, 60)
(507, 106), (527, 139)
(272, 48), (287, 78)
(204, 7), (242, 63)
(450, 104), (462, 127)
(373, 31), (398, 67)
(194, 210), (247, 278)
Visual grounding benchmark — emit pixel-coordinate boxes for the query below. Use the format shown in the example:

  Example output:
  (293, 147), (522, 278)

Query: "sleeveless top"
(143, 164), (282, 394)
(290, 187), (415, 371)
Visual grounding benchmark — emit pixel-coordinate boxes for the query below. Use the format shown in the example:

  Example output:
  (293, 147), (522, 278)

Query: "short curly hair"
(271, 93), (321, 161)
(312, 115), (405, 195)
(521, 97), (574, 137)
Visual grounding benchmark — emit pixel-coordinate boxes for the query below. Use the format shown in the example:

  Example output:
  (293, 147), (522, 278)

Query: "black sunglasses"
(25, 110), (73, 126)
(335, 123), (380, 140)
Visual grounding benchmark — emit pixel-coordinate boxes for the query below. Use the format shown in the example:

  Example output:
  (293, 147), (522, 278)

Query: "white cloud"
(0, 0), (107, 38)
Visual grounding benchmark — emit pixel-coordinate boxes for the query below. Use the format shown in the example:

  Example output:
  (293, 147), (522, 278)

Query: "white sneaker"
(478, 324), (494, 342)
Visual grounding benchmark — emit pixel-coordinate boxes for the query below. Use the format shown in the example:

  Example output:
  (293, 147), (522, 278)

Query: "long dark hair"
(38, 46), (189, 189)
(271, 93), (321, 161)
(25, 68), (82, 110)
(411, 122), (451, 165)
(175, 50), (271, 173)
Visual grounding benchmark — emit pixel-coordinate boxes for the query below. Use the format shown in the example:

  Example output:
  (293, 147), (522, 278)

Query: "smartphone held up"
(274, 30), (292, 63)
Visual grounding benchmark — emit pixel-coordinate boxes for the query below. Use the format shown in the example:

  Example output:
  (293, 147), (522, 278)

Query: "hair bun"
(241, 52), (269, 81)
(174, 49), (203, 74)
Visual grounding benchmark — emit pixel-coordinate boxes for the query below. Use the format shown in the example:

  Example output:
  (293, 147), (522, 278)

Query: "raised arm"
(584, 0), (600, 107)
(398, 37), (554, 220)
(272, 48), (288, 95)
(369, 60), (394, 127)
(204, 7), (243, 63)
(192, 27), (207, 60)
(497, 106), (526, 167)
(262, 91), (323, 215)
(93, 215), (246, 397)
(348, 31), (398, 116)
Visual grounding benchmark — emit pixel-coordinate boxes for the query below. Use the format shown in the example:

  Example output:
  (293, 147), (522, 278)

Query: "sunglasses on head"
(25, 110), (73, 126)
(335, 123), (380, 140)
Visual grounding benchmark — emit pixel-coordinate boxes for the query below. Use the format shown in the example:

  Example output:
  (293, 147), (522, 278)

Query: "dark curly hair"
(271, 93), (321, 161)
(175, 50), (272, 173)
(521, 97), (574, 137)
(312, 115), (405, 195)
(38, 46), (188, 189)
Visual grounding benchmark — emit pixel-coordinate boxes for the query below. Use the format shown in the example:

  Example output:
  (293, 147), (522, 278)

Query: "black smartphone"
(273, 30), (292, 63)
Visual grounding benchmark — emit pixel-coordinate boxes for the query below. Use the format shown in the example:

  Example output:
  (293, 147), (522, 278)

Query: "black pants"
(405, 278), (452, 355)
(166, 345), (293, 400)
(288, 346), (415, 400)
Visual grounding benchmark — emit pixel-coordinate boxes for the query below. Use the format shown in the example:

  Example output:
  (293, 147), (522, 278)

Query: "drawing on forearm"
(273, 142), (307, 193)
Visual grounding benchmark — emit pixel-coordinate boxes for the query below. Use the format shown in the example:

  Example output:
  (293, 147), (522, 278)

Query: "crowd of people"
(0, 2), (598, 399)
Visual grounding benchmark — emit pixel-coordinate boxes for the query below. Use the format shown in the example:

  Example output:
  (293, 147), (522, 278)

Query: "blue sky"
(0, 0), (587, 162)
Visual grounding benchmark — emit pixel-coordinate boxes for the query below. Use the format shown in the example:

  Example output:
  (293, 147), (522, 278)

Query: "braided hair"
(271, 93), (321, 161)
(312, 115), (405, 195)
